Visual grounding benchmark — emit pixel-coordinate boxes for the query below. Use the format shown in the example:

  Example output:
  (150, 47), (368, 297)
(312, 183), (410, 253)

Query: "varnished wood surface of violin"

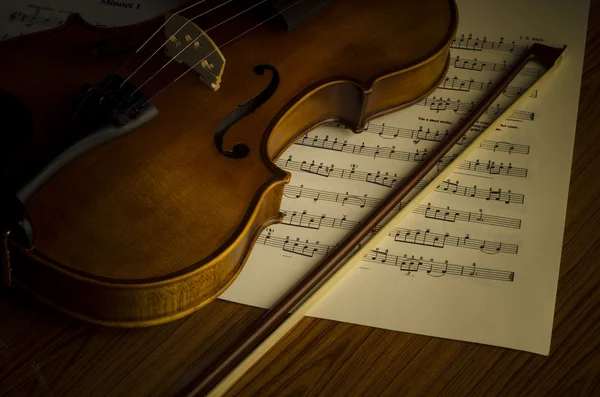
(0, 0), (458, 326)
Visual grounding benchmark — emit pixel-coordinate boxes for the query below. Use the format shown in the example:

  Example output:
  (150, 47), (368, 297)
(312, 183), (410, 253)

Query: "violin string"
(143, 0), (305, 104)
(133, 0), (210, 54)
(120, 0), (235, 88)
(109, 0), (210, 83)
(129, 0), (269, 96)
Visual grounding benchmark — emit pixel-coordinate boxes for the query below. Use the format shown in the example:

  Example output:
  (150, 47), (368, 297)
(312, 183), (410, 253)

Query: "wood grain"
(2, 2), (600, 396)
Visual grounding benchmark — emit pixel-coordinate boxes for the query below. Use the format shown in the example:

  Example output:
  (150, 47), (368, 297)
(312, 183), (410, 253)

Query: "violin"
(0, 0), (458, 326)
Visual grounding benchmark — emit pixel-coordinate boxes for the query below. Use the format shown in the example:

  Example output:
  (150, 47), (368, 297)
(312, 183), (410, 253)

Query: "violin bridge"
(164, 13), (226, 91)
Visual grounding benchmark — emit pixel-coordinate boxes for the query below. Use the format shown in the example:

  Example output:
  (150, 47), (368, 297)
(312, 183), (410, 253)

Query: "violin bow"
(182, 43), (566, 397)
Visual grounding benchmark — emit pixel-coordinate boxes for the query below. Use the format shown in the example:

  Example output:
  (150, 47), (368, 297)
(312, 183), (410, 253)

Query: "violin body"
(1, 0), (457, 326)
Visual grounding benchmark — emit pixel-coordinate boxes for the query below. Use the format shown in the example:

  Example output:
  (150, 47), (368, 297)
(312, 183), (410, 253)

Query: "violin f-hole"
(214, 64), (280, 159)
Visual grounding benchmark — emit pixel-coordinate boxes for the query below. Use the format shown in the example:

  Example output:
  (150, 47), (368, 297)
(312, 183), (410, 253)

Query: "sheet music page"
(221, 0), (590, 355)
(0, 0), (182, 41)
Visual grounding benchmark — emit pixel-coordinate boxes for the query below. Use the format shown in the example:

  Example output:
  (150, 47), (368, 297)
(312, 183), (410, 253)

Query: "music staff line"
(451, 55), (540, 77)
(326, 122), (530, 155)
(416, 203), (522, 229)
(278, 156), (434, 188)
(8, 10), (63, 28)
(278, 156), (528, 186)
(418, 97), (535, 121)
(458, 159), (528, 178)
(282, 185), (522, 229)
(451, 34), (528, 56)
(257, 229), (360, 258)
(391, 227), (518, 255)
(366, 250), (514, 282)
(439, 75), (537, 98)
(255, 230), (514, 282)
(279, 208), (518, 255)
(296, 135), (437, 163)
(438, 179), (523, 204)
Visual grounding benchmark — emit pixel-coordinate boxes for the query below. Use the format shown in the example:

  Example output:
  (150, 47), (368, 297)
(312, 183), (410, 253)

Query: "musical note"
(486, 189), (502, 201)
(281, 210), (325, 230)
(399, 256), (421, 272)
(282, 236), (323, 258)
(371, 249), (389, 263)
(394, 228), (443, 248)
(469, 264), (478, 276)
(476, 209), (484, 222)
(441, 179), (460, 194)
(366, 171), (398, 188)
(482, 140), (529, 155)
(425, 206), (458, 223)
(299, 160), (334, 177)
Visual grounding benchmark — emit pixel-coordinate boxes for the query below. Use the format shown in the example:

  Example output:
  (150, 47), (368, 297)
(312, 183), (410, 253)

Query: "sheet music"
(0, 0), (181, 41)
(221, 0), (590, 355)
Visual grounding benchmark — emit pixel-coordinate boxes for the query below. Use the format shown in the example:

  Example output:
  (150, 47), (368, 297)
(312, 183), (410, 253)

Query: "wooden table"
(2, 6), (600, 397)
